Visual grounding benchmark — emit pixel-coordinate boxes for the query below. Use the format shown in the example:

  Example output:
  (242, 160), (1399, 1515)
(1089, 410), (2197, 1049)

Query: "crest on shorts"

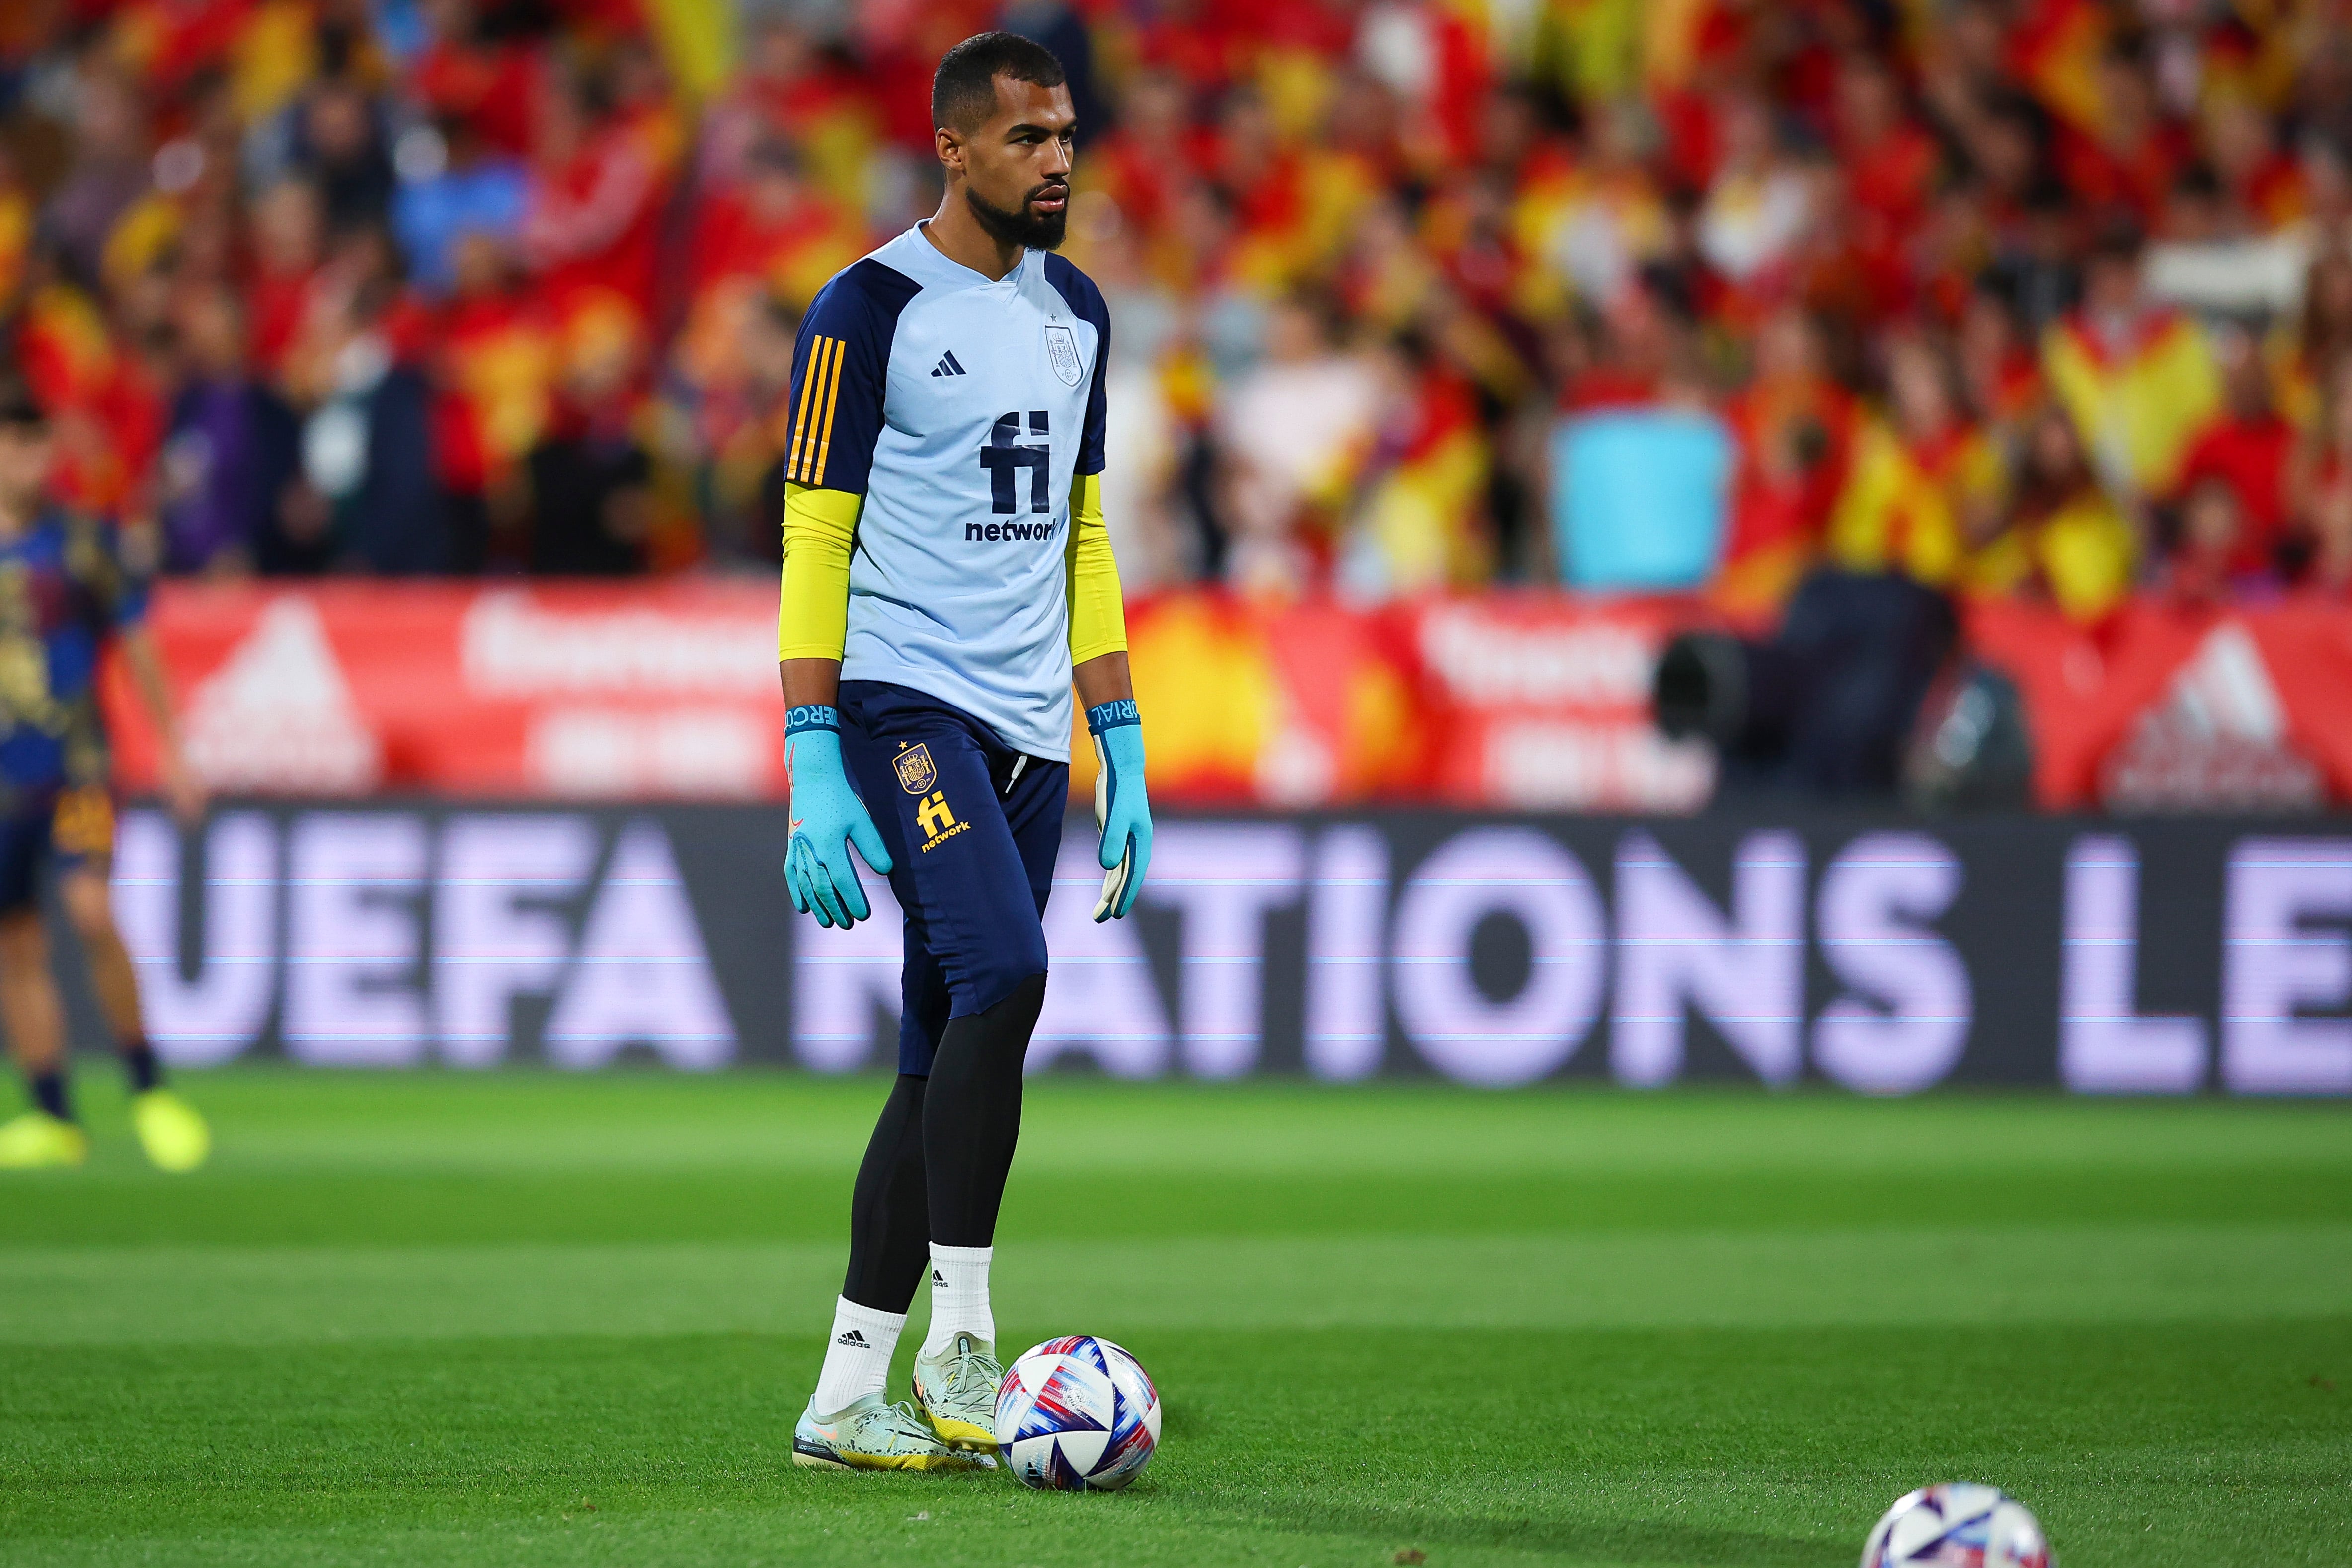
(1044, 322), (1083, 387)
(894, 743), (938, 795)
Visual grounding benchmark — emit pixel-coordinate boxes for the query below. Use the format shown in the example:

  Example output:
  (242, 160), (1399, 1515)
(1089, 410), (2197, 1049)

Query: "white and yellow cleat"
(0, 1110), (90, 1169)
(792, 1393), (992, 1472)
(912, 1331), (1005, 1451)
(132, 1090), (211, 1173)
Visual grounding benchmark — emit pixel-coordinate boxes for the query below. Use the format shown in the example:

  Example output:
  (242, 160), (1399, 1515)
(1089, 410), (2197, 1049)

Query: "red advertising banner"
(1965, 596), (2352, 810)
(104, 580), (2352, 810)
(108, 582), (787, 800)
(1401, 595), (1721, 812)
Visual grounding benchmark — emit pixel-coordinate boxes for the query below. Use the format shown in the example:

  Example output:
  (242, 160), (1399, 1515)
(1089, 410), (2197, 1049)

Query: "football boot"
(792, 1392), (990, 1472)
(912, 1331), (1005, 1451)
(0, 1110), (89, 1169)
(132, 1090), (211, 1173)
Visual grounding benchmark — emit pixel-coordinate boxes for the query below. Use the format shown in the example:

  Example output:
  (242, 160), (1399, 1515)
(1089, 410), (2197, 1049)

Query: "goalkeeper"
(778, 33), (1152, 1472)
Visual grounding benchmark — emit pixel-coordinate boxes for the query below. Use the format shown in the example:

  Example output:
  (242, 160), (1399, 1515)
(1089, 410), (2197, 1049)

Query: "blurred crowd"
(2, 0), (2352, 615)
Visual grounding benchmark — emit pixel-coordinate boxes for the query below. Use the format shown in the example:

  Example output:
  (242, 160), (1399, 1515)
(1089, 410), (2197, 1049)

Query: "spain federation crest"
(1044, 322), (1083, 387)
(894, 743), (939, 795)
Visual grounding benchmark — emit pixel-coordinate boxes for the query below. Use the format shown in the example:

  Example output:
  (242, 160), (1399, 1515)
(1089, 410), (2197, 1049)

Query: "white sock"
(922, 1243), (994, 1355)
(811, 1296), (905, 1416)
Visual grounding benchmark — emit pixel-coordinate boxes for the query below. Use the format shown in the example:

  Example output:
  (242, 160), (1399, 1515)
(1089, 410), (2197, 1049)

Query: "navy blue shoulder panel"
(784, 258), (921, 493)
(1041, 253), (1110, 333)
(1042, 254), (1111, 475)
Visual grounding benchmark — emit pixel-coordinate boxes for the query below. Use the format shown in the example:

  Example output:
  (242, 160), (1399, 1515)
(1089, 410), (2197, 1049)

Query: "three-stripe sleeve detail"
(788, 335), (850, 485)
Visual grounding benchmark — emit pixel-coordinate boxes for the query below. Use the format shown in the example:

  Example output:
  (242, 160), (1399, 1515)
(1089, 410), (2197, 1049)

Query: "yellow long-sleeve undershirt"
(776, 476), (1128, 663)
(1064, 472), (1128, 665)
(777, 483), (860, 662)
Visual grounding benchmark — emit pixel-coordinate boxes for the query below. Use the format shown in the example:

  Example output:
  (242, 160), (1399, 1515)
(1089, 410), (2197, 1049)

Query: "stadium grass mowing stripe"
(0, 1069), (2345, 1567)
(3, 1225), (2349, 1346)
(33, 1071), (2352, 1175)
(8, 1163), (2352, 1247)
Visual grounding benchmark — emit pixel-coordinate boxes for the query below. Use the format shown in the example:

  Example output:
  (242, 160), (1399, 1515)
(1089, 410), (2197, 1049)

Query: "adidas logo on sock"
(836, 1329), (869, 1347)
(930, 351), (967, 378)
(932, 1269), (948, 1286)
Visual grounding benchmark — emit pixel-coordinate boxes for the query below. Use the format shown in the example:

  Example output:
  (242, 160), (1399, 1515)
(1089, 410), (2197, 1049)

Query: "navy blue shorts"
(0, 800), (55, 916)
(838, 681), (1068, 1077)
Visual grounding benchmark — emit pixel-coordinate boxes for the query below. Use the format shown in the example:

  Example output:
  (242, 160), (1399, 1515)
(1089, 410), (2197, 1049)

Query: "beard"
(965, 182), (1068, 252)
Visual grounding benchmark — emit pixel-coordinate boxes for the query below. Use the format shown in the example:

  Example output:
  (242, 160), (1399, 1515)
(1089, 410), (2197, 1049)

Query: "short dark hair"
(0, 375), (46, 432)
(932, 32), (1067, 134)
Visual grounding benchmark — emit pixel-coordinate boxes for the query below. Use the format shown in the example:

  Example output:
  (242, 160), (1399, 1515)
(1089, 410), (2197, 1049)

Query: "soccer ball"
(994, 1335), (1161, 1491)
(1862, 1483), (2052, 1568)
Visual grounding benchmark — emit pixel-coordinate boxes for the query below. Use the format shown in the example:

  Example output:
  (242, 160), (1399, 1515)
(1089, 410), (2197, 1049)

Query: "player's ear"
(935, 125), (964, 176)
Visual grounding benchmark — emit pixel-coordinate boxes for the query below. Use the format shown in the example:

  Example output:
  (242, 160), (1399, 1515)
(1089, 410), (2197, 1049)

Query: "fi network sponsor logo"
(964, 519), (1056, 542)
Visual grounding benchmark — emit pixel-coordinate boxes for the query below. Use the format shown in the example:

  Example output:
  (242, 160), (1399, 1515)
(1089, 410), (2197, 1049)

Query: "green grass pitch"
(1, 1070), (2347, 1568)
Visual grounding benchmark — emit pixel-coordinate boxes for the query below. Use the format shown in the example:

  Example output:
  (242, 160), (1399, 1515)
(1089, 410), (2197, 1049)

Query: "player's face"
(954, 75), (1076, 251)
(0, 426), (52, 511)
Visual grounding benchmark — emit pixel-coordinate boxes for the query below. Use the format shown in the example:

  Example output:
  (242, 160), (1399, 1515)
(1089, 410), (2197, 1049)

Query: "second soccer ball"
(1861, 1482), (2052, 1568)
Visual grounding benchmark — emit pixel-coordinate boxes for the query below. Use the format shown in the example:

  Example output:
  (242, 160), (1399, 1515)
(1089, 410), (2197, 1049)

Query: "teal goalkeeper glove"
(1088, 700), (1151, 921)
(784, 705), (893, 928)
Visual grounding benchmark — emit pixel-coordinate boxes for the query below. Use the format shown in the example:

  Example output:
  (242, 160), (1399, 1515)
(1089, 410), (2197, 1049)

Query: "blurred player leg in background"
(0, 809), (87, 1167)
(53, 784), (210, 1173)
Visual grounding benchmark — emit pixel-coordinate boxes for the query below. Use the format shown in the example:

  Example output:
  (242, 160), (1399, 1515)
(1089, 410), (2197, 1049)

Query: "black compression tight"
(924, 973), (1045, 1248)
(841, 1072), (930, 1313)
(840, 973), (1046, 1313)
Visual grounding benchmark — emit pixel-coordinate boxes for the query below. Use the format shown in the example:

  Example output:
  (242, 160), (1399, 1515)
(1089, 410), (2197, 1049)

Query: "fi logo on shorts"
(914, 789), (963, 850)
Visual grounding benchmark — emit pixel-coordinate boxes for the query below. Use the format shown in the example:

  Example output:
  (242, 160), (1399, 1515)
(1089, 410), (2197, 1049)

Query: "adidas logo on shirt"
(836, 1329), (869, 1347)
(930, 351), (967, 377)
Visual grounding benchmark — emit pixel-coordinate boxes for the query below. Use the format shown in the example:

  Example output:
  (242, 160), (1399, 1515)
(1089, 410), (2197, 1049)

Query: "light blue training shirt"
(782, 224), (1111, 762)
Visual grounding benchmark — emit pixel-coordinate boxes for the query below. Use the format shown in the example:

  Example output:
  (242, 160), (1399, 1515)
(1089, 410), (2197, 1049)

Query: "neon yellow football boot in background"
(132, 1090), (211, 1172)
(0, 1109), (90, 1168)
